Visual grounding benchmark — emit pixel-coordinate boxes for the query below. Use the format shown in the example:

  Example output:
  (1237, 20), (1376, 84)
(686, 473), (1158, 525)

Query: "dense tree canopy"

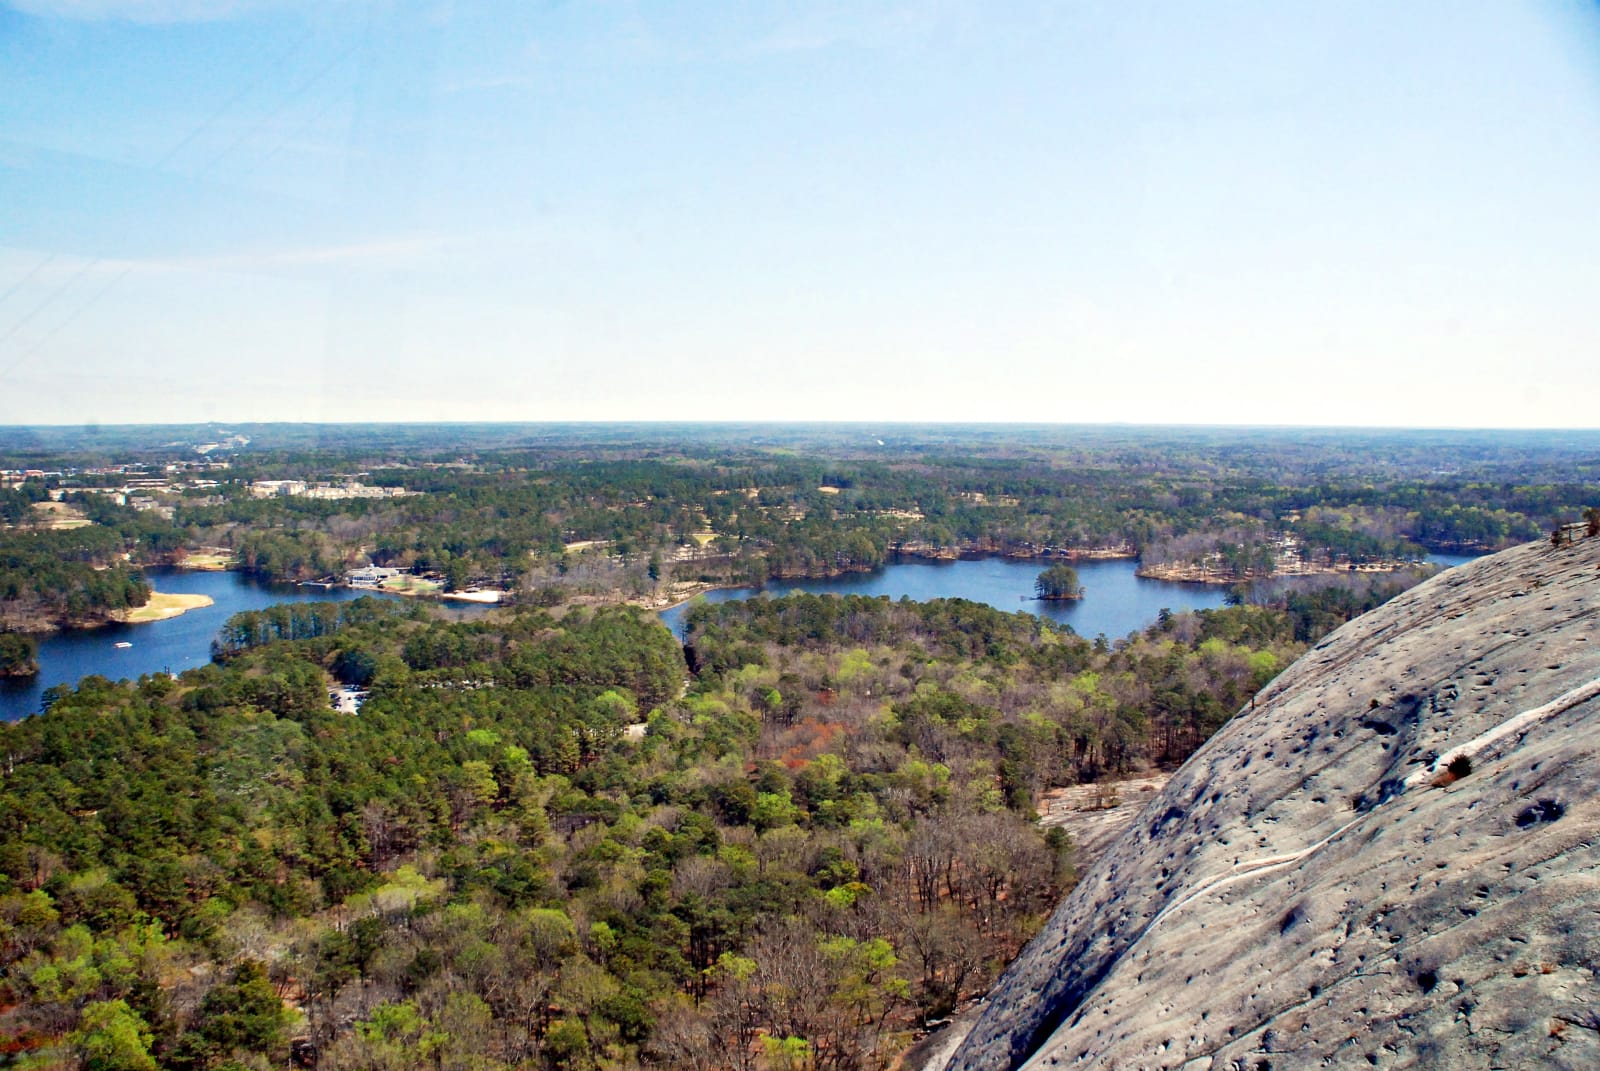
(0, 633), (38, 677)
(0, 579), (1405, 1069)
(1033, 564), (1082, 600)
(0, 528), (149, 630)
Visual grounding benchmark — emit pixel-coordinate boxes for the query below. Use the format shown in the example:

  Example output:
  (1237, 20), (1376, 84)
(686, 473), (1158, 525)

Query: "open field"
(378, 575), (443, 595)
(28, 502), (92, 529)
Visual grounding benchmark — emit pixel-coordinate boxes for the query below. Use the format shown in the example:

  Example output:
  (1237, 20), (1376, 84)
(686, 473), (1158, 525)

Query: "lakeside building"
(348, 566), (401, 587)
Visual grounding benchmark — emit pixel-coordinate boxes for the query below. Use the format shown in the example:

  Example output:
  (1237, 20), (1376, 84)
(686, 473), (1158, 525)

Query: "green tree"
(1034, 563), (1083, 600)
(751, 791), (801, 833)
(436, 556), (468, 593)
(0, 632), (38, 676)
(185, 960), (289, 1065)
(71, 999), (158, 1071)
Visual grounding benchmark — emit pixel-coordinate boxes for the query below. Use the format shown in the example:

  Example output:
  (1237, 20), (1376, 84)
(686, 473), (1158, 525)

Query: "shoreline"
(1135, 559), (1436, 585)
(629, 581), (727, 615)
(167, 563), (507, 606)
(3, 588), (219, 635)
(888, 544), (1138, 564)
(171, 554), (235, 571)
(440, 590), (505, 604)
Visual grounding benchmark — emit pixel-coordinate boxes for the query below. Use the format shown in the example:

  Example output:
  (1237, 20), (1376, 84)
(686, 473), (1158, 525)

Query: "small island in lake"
(1034, 563), (1085, 601)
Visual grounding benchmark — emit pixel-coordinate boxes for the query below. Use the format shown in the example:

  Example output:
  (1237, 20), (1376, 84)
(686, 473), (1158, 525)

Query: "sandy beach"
(116, 591), (215, 623)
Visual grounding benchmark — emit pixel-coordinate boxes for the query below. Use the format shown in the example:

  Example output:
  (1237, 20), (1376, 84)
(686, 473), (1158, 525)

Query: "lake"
(658, 552), (1485, 640)
(0, 569), (411, 722)
(658, 555), (1228, 640)
(4, 553), (1485, 722)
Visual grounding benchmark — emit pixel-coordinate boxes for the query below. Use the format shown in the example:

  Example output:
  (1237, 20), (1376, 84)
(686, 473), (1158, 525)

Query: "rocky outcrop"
(944, 537), (1600, 1071)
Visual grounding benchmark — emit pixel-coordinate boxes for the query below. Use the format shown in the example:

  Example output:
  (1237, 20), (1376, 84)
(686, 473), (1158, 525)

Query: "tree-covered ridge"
(0, 583), (1372, 1070)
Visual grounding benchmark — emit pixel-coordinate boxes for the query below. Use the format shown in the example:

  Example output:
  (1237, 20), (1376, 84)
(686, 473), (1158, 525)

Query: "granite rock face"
(945, 537), (1600, 1071)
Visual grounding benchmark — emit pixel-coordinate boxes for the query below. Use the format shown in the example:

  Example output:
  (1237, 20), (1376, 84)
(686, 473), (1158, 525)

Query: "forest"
(5, 424), (1598, 635)
(0, 579), (1378, 1070)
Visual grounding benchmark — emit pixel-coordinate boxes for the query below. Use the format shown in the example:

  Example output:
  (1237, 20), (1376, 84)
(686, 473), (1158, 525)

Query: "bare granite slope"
(944, 537), (1600, 1071)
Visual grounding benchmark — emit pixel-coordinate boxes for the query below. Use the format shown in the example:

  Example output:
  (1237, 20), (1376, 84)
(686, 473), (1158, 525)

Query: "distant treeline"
(170, 451), (1586, 591)
(8, 430), (1595, 606)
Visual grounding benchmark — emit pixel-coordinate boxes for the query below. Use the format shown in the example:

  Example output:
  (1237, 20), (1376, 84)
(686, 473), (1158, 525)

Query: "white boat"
(114, 641), (133, 649)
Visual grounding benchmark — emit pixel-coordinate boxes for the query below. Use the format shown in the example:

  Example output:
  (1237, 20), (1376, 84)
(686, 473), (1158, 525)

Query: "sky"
(1, 0), (1599, 428)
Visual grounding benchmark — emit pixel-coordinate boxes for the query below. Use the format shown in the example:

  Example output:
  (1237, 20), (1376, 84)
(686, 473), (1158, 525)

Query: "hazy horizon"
(8, 418), (1600, 440)
(0, 420), (1594, 431)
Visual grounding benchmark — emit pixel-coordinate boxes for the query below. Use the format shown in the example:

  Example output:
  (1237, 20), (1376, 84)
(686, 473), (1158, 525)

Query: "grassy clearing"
(28, 502), (93, 530)
(379, 575), (442, 595)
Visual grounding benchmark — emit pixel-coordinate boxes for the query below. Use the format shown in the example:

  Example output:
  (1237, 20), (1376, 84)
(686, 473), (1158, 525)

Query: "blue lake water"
(0, 570), (409, 722)
(658, 552), (1486, 640)
(659, 556), (1228, 640)
(4, 552), (1485, 722)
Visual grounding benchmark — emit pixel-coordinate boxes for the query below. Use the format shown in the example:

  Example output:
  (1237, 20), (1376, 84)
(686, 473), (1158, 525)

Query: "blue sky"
(2, 1), (1598, 427)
